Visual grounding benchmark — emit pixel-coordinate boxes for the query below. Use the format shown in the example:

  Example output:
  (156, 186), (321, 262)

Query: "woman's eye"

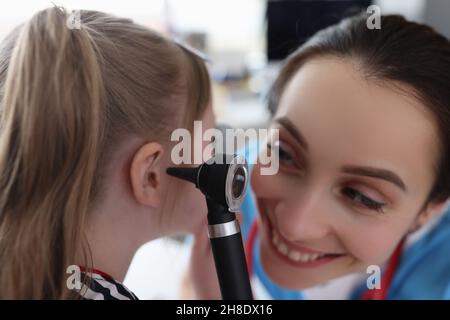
(267, 141), (295, 165)
(342, 187), (386, 213)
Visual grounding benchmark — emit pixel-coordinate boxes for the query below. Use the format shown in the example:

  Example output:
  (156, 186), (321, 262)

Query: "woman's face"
(251, 57), (440, 289)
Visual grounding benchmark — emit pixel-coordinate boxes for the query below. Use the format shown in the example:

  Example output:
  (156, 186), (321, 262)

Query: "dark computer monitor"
(267, 0), (372, 61)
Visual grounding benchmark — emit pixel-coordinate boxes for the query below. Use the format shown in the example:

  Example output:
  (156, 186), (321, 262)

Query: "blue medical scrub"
(239, 145), (450, 300)
(351, 206), (450, 299)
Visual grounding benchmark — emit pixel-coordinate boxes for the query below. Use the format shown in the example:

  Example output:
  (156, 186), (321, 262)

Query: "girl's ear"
(130, 142), (165, 207)
(409, 199), (449, 233)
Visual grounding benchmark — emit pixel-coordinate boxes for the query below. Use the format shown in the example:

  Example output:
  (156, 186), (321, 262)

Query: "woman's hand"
(183, 213), (247, 299)
(187, 221), (222, 299)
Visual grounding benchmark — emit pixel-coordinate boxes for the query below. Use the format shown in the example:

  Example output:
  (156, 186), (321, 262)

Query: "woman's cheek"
(339, 221), (405, 267)
(251, 162), (286, 198)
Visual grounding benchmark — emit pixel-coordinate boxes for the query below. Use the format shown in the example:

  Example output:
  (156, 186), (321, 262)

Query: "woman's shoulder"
(389, 206), (450, 299)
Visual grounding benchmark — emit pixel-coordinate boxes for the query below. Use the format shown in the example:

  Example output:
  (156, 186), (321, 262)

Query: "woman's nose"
(275, 188), (332, 243)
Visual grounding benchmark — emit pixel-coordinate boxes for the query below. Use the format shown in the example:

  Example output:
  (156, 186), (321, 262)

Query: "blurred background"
(1, 0), (448, 299)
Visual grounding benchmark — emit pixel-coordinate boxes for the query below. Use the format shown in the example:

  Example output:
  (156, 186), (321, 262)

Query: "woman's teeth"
(271, 229), (327, 263)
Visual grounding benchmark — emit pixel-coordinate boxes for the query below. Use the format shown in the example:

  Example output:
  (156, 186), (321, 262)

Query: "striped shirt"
(76, 268), (139, 300)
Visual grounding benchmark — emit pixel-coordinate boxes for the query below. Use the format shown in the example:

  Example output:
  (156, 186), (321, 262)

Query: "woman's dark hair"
(268, 14), (450, 204)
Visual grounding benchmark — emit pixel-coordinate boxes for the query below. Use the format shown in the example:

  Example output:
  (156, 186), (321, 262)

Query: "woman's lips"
(258, 200), (345, 268)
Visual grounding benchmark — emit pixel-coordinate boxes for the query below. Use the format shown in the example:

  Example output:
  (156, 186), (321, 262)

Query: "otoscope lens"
(232, 167), (246, 199)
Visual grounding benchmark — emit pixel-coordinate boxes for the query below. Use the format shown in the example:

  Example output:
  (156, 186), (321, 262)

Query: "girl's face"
(251, 57), (440, 289)
(162, 105), (216, 236)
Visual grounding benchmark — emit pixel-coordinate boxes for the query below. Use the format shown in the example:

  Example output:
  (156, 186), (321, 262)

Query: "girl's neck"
(81, 204), (158, 282)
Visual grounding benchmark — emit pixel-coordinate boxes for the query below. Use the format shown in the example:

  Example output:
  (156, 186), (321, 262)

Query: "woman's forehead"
(274, 58), (439, 191)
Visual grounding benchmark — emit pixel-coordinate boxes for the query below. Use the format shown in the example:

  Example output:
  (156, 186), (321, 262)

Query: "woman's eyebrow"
(273, 117), (309, 151)
(340, 165), (407, 192)
(273, 117), (406, 192)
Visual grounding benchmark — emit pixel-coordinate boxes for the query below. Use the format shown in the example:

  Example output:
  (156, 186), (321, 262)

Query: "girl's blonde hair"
(0, 7), (210, 299)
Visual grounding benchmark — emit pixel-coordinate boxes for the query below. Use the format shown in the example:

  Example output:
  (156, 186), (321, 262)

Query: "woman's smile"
(258, 199), (347, 268)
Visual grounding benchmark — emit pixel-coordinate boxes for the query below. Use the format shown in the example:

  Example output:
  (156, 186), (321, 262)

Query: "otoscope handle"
(208, 221), (253, 300)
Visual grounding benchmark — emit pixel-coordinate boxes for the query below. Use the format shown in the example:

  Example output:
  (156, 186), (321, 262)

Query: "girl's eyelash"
(342, 187), (386, 213)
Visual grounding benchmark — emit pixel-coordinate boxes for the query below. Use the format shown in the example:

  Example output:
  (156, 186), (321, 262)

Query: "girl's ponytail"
(0, 7), (103, 298)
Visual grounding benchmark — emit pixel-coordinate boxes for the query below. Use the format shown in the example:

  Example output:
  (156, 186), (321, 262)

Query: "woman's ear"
(130, 142), (165, 208)
(409, 199), (449, 233)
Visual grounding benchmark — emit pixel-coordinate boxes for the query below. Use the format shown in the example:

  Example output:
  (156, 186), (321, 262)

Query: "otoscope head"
(166, 154), (248, 212)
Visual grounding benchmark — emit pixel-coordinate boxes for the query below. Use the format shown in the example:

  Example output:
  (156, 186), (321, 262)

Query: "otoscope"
(166, 154), (253, 300)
